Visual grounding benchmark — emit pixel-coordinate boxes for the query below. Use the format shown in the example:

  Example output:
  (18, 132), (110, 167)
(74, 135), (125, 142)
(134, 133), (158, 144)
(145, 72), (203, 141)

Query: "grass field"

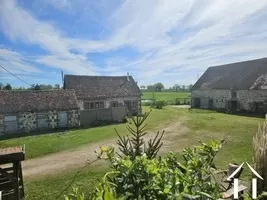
(1, 106), (264, 199)
(141, 91), (190, 102)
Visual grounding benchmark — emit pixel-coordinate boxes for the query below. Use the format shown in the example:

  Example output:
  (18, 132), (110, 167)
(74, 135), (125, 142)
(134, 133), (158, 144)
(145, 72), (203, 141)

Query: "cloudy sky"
(1, 0), (267, 88)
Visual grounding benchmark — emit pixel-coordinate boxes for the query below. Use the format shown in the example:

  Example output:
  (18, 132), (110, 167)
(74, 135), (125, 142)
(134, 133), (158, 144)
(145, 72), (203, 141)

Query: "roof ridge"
(209, 57), (267, 68)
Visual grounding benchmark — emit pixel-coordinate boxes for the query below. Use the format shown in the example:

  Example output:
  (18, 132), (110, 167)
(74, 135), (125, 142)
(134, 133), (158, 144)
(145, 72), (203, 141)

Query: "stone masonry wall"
(192, 89), (267, 111)
(68, 109), (80, 128)
(0, 109), (80, 135)
(105, 96), (140, 108)
(18, 112), (37, 132)
(192, 89), (230, 109)
(238, 90), (267, 110)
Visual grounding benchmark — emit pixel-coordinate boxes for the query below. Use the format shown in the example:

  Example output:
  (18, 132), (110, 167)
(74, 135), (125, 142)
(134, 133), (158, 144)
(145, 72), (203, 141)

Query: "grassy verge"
(25, 164), (107, 200)
(0, 107), (182, 159)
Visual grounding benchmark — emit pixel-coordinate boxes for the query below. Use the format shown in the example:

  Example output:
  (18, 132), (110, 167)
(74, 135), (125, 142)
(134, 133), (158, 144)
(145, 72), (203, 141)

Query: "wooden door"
(58, 111), (68, 128)
(4, 115), (18, 133)
(37, 114), (48, 129)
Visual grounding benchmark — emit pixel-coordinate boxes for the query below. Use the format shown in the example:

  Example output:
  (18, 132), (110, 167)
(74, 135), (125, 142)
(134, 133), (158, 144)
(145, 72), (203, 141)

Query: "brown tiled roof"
(64, 75), (142, 100)
(0, 90), (79, 113)
(192, 57), (267, 90)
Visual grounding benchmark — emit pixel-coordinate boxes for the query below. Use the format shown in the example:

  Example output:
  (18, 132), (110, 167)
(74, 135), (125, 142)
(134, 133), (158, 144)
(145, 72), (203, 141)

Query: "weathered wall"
(18, 112), (37, 132)
(79, 96), (141, 114)
(237, 90), (267, 110)
(191, 89), (267, 111)
(0, 109), (80, 135)
(192, 89), (230, 109)
(80, 106), (126, 127)
(78, 100), (84, 110)
(68, 109), (80, 128)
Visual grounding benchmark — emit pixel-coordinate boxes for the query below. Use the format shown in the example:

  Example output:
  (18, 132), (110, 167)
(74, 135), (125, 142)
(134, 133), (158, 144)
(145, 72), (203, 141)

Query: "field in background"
(11, 106), (264, 200)
(141, 91), (191, 104)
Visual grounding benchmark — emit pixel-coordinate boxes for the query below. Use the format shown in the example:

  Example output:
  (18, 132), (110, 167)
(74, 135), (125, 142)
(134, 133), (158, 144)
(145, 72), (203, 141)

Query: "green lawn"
(19, 106), (265, 200)
(0, 107), (182, 159)
(141, 91), (190, 104)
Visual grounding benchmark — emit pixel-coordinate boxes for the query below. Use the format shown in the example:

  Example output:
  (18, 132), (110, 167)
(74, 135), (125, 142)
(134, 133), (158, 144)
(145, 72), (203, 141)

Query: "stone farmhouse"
(0, 90), (80, 135)
(191, 57), (267, 113)
(63, 74), (142, 115)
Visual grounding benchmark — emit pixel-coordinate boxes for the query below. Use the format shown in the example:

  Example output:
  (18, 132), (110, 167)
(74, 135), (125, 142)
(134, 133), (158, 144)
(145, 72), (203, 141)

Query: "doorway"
(4, 115), (18, 133)
(58, 111), (68, 128)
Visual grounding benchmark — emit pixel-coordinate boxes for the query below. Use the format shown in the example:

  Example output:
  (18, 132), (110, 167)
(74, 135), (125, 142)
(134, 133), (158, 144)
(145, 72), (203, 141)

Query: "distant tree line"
(0, 83), (61, 91)
(140, 83), (193, 92)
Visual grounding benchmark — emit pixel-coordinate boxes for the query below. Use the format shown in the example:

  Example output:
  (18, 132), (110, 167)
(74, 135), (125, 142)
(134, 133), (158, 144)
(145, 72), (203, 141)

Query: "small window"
(95, 102), (99, 108)
(100, 102), (104, 108)
(84, 102), (90, 109)
(90, 102), (94, 109)
(231, 91), (237, 98)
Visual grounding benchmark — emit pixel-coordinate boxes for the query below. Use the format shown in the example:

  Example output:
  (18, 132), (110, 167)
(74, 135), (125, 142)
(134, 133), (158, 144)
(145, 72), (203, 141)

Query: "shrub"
(152, 99), (166, 109)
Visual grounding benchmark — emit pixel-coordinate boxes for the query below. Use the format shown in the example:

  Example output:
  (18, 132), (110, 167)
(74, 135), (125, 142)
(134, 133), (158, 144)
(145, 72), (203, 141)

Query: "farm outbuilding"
(191, 57), (267, 113)
(0, 90), (80, 135)
(63, 74), (142, 116)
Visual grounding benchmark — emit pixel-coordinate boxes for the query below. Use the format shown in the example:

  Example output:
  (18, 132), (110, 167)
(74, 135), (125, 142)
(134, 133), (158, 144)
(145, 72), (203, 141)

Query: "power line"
(0, 64), (32, 86)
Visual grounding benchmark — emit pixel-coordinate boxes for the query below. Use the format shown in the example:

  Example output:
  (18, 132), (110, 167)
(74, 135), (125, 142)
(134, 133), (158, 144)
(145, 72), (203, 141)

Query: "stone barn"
(191, 57), (267, 113)
(0, 90), (80, 135)
(63, 74), (142, 115)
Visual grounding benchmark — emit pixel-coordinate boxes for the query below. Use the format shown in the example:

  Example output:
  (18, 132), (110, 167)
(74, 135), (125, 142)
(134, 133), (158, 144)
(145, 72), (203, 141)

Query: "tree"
(173, 84), (180, 92)
(154, 82), (164, 92)
(54, 84), (60, 89)
(182, 85), (186, 92)
(4, 83), (12, 90)
(188, 84), (193, 91)
(140, 85), (146, 90)
(146, 85), (154, 91)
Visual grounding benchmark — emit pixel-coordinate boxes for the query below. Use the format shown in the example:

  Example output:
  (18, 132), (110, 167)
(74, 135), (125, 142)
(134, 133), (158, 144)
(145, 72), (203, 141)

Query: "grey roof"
(0, 90), (79, 113)
(63, 75), (142, 100)
(192, 57), (267, 90)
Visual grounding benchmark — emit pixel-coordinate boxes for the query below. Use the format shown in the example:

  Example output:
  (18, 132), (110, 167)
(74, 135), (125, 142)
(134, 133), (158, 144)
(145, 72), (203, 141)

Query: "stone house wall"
(0, 109), (80, 135)
(79, 96), (141, 113)
(192, 89), (267, 111)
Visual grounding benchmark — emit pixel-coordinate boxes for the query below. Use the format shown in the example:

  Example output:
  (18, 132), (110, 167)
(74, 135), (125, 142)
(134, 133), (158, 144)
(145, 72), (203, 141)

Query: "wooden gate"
(4, 116), (18, 133)
(58, 111), (68, 128)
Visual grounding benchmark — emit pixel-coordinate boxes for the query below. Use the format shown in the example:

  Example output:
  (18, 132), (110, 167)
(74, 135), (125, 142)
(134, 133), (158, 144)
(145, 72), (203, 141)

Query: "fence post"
(111, 108), (113, 122)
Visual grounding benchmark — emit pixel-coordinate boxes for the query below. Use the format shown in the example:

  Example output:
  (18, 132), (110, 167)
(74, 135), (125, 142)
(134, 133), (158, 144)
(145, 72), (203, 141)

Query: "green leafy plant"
(115, 111), (164, 160)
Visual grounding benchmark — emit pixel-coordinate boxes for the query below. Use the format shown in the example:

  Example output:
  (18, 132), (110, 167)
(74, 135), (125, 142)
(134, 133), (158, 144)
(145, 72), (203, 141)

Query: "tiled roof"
(0, 89), (79, 113)
(64, 75), (142, 100)
(192, 57), (267, 90)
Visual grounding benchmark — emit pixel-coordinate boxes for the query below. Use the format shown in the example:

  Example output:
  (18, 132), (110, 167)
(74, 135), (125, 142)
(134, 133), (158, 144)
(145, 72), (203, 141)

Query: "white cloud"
(1, 0), (267, 87)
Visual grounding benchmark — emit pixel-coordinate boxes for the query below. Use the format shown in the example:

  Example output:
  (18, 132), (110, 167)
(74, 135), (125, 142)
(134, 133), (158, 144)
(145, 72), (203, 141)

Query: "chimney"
(127, 72), (130, 81)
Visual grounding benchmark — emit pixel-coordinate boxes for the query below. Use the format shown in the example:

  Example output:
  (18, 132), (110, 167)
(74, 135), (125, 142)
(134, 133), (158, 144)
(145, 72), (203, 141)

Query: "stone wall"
(0, 109), (80, 135)
(191, 89), (267, 111)
(18, 112), (37, 132)
(68, 109), (80, 127)
(79, 96), (141, 114)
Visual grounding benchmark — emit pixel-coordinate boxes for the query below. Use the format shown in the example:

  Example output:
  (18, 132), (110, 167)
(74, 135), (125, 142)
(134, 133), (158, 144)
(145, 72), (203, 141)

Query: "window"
(231, 91), (237, 98)
(111, 101), (119, 107)
(100, 102), (104, 108)
(84, 101), (104, 109)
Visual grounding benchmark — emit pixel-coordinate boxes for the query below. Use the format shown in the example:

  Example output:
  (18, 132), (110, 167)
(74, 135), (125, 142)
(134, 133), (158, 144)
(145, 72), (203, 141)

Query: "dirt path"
(22, 118), (189, 179)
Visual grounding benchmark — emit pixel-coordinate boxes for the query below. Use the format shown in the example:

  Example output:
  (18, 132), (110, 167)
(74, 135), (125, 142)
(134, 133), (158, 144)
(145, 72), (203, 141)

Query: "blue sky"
(1, 0), (267, 88)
